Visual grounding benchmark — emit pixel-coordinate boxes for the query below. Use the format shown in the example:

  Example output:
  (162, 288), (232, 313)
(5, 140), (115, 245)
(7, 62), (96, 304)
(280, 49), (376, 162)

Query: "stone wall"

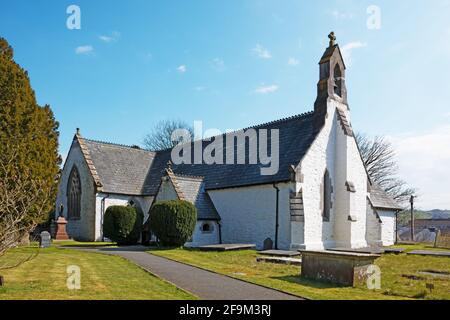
(55, 139), (96, 241)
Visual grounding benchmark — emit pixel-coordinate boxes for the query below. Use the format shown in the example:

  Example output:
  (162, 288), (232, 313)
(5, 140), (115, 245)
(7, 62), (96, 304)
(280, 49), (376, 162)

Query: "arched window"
(67, 166), (81, 219)
(333, 64), (342, 97)
(323, 170), (332, 221)
(201, 222), (212, 233)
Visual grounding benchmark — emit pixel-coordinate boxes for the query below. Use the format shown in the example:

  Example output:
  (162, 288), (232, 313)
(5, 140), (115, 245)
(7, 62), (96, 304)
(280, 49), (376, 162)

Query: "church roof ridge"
(154, 110), (315, 153)
(80, 137), (156, 154)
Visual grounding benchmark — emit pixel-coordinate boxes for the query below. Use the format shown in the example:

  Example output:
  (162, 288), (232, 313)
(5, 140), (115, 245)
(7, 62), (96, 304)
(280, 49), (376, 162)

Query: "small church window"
(333, 64), (342, 97)
(201, 222), (212, 233)
(323, 170), (332, 221)
(67, 166), (81, 220)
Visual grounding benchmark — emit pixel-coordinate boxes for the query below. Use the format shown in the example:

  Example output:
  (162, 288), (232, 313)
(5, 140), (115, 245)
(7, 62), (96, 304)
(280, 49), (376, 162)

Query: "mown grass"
(150, 245), (450, 300)
(0, 246), (196, 300)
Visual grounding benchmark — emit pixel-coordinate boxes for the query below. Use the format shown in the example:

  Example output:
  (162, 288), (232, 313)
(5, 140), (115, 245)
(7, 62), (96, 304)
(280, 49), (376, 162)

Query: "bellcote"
(314, 32), (348, 129)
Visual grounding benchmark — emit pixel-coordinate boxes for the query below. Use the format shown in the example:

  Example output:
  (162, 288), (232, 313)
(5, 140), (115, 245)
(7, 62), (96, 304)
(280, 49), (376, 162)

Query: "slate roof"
(141, 111), (318, 194)
(370, 184), (404, 210)
(77, 111), (400, 213)
(78, 112), (318, 196)
(81, 138), (156, 195)
(170, 173), (221, 220)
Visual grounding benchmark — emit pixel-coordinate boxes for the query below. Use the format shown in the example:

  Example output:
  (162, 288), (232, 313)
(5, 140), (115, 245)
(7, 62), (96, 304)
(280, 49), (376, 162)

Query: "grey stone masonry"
(39, 231), (51, 248)
(290, 191), (304, 221)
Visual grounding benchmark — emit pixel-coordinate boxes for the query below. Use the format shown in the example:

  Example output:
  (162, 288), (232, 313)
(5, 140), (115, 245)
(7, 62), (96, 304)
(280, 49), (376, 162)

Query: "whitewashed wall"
(94, 193), (154, 241)
(208, 183), (293, 250)
(55, 140), (96, 241)
(379, 210), (396, 246)
(297, 103), (338, 250)
(366, 201), (382, 247)
(297, 100), (369, 249)
(331, 101), (368, 248)
(186, 221), (220, 247)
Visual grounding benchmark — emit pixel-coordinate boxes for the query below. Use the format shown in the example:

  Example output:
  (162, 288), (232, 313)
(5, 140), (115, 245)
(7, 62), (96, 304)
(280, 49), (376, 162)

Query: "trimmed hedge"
(103, 205), (143, 245)
(149, 200), (197, 246)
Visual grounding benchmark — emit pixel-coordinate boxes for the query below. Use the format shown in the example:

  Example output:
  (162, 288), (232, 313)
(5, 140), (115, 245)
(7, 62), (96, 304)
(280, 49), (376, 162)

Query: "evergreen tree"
(0, 37), (60, 249)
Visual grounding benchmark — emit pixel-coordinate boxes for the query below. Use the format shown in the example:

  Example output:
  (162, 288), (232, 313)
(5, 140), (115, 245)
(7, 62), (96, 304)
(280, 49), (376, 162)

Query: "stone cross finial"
(328, 32), (336, 47)
(76, 128), (80, 135)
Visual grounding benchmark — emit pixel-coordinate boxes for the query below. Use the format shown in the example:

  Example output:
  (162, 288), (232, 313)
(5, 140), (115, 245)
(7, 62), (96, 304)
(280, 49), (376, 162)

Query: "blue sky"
(1, 0), (450, 209)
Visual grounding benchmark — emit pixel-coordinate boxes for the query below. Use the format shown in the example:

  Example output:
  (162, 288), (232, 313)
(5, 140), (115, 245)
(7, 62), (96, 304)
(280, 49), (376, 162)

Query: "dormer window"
(334, 64), (342, 97)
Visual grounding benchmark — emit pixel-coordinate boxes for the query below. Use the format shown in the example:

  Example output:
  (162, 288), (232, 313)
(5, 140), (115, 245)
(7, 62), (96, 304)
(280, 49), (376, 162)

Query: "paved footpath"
(72, 246), (302, 300)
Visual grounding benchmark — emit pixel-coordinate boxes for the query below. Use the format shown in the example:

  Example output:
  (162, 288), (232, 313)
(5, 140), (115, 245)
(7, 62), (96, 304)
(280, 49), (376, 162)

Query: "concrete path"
(71, 246), (302, 300)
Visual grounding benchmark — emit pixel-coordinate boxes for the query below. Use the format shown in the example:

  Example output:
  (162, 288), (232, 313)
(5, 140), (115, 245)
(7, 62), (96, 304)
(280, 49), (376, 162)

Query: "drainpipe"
(217, 221), (222, 244)
(100, 194), (110, 241)
(273, 183), (280, 250)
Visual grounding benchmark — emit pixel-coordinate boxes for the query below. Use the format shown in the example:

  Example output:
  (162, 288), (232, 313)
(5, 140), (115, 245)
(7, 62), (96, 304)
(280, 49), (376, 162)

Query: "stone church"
(55, 34), (402, 250)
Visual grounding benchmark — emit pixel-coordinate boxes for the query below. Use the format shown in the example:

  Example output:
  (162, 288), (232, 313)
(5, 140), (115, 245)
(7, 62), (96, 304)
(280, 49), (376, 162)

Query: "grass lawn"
(0, 246), (196, 300)
(150, 245), (450, 300)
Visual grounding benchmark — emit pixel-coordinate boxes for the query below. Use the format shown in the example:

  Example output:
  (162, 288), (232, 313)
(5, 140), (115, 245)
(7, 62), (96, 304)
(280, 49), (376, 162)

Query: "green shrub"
(103, 205), (143, 245)
(149, 200), (197, 246)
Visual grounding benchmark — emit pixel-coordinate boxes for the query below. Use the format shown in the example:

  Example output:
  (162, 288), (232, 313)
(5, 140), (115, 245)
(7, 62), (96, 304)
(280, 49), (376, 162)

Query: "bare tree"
(356, 133), (415, 205)
(0, 152), (51, 259)
(143, 119), (194, 151)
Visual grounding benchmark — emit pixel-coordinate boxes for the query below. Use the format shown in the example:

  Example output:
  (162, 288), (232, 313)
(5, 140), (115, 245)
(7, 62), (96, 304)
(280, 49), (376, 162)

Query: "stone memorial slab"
(301, 250), (380, 287)
(40, 231), (51, 248)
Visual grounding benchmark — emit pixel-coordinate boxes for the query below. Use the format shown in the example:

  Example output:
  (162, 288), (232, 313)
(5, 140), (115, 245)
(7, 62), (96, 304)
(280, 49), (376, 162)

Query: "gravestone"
(263, 238), (273, 251)
(40, 231), (51, 248)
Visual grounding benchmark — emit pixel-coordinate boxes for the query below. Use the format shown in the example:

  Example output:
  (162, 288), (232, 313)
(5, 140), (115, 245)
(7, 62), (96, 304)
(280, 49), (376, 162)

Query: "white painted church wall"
(94, 193), (154, 241)
(379, 209), (396, 246)
(332, 102), (368, 249)
(55, 140), (96, 241)
(297, 104), (338, 250)
(366, 201), (382, 247)
(208, 183), (292, 250)
(185, 220), (220, 247)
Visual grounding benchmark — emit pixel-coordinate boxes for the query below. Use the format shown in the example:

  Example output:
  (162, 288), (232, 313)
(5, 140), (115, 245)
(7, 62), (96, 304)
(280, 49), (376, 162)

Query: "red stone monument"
(55, 216), (70, 240)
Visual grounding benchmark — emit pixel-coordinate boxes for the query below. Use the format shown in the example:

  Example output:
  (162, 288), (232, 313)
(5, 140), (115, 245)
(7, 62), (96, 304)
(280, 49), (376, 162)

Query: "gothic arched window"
(333, 64), (342, 97)
(67, 166), (81, 219)
(323, 170), (332, 221)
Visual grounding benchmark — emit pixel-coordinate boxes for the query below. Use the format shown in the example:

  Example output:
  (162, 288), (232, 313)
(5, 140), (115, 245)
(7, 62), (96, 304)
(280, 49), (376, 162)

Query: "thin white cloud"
(75, 45), (94, 55)
(288, 57), (299, 66)
(211, 58), (226, 72)
(253, 44), (272, 59)
(389, 125), (450, 209)
(341, 41), (367, 66)
(99, 31), (121, 43)
(254, 84), (278, 94)
(177, 65), (187, 73)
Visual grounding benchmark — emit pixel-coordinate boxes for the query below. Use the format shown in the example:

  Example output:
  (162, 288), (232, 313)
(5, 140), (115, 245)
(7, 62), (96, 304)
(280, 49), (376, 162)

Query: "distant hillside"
(397, 209), (449, 226)
(427, 209), (450, 219)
